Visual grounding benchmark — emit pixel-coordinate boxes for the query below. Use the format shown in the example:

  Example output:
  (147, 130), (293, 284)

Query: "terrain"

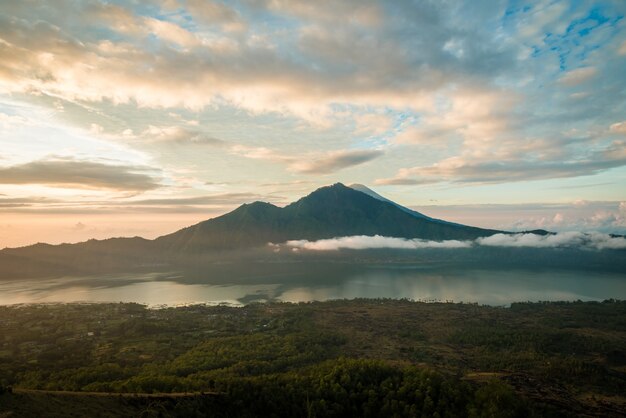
(1, 299), (625, 417)
(157, 183), (500, 253)
(0, 183), (503, 279)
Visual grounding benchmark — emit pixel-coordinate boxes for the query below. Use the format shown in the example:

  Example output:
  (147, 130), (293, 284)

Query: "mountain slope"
(348, 183), (464, 226)
(157, 183), (500, 252)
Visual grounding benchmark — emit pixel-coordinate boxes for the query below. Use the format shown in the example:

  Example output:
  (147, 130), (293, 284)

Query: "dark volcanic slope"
(156, 183), (500, 252)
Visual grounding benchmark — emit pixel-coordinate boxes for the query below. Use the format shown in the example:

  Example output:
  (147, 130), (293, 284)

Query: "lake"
(1, 266), (624, 306)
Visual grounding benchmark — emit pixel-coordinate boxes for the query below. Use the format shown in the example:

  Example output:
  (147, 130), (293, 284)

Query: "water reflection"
(278, 269), (626, 305)
(0, 267), (624, 306)
(0, 276), (280, 306)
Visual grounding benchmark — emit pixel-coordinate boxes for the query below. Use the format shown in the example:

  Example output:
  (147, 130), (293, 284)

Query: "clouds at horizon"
(477, 232), (626, 250)
(414, 200), (626, 235)
(278, 232), (626, 252)
(0, 191), (283, 214)
(282, 235), (471, 251)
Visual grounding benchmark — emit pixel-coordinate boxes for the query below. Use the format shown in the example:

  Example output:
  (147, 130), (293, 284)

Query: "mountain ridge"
(155, 183), (501, 252)
(0, 183), (504, 278)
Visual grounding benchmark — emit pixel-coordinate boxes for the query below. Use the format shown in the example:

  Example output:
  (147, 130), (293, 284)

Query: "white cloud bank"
(283, 235), (471, 251)
(477, 232), (626, 250)
(274, 232), (626, 251)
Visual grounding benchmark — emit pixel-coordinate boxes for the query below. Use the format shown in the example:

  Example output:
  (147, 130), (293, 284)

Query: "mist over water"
(1, 265), (624, 306)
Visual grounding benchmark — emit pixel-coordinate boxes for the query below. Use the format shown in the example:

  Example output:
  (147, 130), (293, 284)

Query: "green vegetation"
(1, 299), (625, 416)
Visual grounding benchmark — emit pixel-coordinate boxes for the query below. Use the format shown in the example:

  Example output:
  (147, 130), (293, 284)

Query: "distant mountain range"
(0, 183), (544, 279)
(156, 183), (501, 253)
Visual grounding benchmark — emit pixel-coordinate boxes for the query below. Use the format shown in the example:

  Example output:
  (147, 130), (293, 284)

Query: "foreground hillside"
(1, 299), (625, 417)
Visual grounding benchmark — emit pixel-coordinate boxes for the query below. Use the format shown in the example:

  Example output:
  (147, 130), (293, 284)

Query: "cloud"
(0, 191), (282, 214)
(375, 144), (626, 185)
(255, 0), (383, 26)
(231, 146), (384, 174)
(142, 16), (200, 47)
(0, 112), (32, 129)
(185, 0), (246, 32)
(411, 200), (626, 235)
(276, 232), (626, 251)
(552, 213), (564, 224)
(290, 149), (384, 174)
(353, 113), (393, 136)
(0, 158), (161, 191)
(258, 180), (313, 187)
(477, 232), (626, 250)
(279, 235), (471, 251)
(0, 196), (60, 208)
(406, 88), (517, 151)
(374, 177), (435, 186)
(392, 125), (452, 146)
(610, 121), (626, 134)
(141, 125), (225, 146)
(515, 1), (569, 43)
(230, 145), (286, 162)
(380, 81), (625, 186)
(0, 0), (522, 124)
(0, 0), (621, 129)
(558, 67), (597, 86)
(127, 193), (278, 206)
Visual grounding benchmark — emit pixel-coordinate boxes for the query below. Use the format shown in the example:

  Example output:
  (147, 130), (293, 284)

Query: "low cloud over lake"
(277, 232), (626, 251)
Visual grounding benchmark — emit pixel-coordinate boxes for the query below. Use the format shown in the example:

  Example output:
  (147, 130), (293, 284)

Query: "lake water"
(1, 267), (624, 306)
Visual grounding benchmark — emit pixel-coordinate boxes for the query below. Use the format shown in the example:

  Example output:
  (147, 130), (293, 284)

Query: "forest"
(0, 299), (625, 417)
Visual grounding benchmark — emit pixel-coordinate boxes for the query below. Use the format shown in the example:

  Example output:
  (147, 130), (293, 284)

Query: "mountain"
(348, 183), (464, 227)
(156, 183), (500, 253)
(0, 183), (502, 278)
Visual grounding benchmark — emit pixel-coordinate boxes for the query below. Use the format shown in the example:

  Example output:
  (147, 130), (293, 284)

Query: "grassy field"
(1, 299), (625, 416)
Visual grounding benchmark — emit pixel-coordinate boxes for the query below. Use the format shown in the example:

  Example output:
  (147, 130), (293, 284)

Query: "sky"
(1, 0), (626, 248)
